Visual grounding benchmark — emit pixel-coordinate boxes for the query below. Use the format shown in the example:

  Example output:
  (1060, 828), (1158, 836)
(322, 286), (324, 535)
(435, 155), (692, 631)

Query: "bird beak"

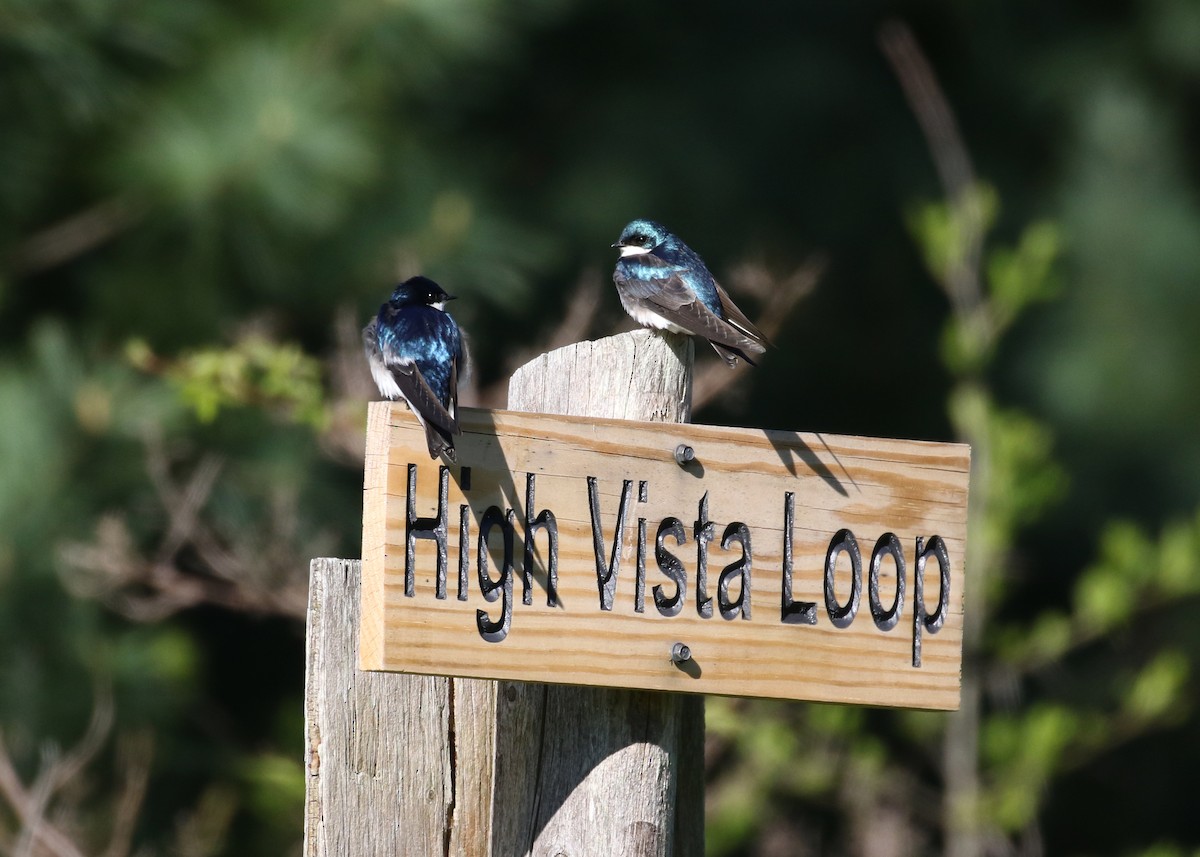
(444, 294), (458, 301)
(610, 242), (623, 249)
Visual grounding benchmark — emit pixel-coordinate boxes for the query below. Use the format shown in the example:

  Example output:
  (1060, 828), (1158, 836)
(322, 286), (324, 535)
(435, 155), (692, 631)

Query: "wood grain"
(507, 326), (694, 421)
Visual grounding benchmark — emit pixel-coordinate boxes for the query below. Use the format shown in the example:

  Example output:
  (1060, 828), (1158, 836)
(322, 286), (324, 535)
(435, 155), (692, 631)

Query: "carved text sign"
(360, 402), (970, 709)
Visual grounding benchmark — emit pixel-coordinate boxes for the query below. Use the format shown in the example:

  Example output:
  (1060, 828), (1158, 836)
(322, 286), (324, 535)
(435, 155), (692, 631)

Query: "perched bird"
(363, 276), (466, 460)
(611, 219), (769, 367)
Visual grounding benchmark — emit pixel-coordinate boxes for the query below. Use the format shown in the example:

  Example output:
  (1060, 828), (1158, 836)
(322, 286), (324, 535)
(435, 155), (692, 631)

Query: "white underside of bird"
(622, 301), (689, 334)
(365, 345), (459, 460)
(367, 354), (440, 436)
(615, 244), (690, 332)
(367, 352), (404, 401)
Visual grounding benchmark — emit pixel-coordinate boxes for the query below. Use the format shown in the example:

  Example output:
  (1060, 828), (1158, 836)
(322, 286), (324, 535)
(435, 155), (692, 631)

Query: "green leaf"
(1124, 650), (1189, 723)
(1075, 564), (1136, 632)
(986, 220), (1062, 327)
(905, 182), (999, 292)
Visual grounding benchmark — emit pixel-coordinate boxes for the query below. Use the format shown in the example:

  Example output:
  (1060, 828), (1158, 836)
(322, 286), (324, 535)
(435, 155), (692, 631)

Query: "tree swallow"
(611, 219), (769, 367)
(363, 275), (466, 460)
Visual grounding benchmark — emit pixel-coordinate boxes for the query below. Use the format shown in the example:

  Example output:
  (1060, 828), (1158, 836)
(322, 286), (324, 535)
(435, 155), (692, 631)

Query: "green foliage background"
(2, 1), (1200, 854)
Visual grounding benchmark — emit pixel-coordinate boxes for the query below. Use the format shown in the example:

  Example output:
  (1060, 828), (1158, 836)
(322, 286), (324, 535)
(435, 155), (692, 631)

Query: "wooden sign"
(360, 401), (970, 710)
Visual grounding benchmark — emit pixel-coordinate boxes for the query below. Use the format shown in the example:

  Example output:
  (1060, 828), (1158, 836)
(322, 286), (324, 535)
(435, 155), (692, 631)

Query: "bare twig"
(145, 440), (225, 572)
(0, 682), (159, 857)
(101, 732), (154, 857)
(10, 196), (146, 276)
(13, 748), (65, 857)
(0, 683), (114, 857)
(476, 269), (606, 409)
(174, 786), (238, 857)
(879, 19), (985, 317)
(505, 270), (605, 374)
(59, 430), (312, 622)
(43, 685), (114, 798)
(693, 255), (824, 411)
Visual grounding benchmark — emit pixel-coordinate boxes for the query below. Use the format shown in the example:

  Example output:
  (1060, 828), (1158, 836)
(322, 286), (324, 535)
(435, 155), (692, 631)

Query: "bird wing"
(616, 259), (767, 355)
(446, 346), (461, 433)
(386, 356), (460, 439)
(713, 279), (770, 349)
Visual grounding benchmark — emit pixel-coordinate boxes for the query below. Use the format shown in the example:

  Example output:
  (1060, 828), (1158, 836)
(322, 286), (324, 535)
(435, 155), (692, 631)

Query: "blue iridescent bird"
(611, 219), (768, 367)
(363, 276), (466, 460)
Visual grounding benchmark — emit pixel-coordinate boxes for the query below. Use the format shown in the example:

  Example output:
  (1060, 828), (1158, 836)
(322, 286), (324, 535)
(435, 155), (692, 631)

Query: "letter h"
(405, 463), (449, 598)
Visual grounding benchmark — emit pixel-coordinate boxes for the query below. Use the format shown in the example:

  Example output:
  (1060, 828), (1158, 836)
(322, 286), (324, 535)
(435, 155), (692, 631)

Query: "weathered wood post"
(305, 329), (703, 856)
(305, 558), (462, 856)
(497, 329), (703, 855)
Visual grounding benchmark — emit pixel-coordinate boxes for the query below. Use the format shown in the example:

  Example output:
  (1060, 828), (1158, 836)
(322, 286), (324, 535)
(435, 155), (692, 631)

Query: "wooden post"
(497, 328), (703, 856)
(304, 558), (459, 856)
(305, 329), (703, 856)
(305, 557), (501, 856)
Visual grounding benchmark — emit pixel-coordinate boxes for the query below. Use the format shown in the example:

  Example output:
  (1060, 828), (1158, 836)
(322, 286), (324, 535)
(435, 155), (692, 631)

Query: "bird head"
(389, 276), (457, 310)
(612, 219), (672, 258)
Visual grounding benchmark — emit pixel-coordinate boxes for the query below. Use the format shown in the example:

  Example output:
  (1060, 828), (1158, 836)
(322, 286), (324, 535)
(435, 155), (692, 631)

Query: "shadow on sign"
(765, 429), (854, 497)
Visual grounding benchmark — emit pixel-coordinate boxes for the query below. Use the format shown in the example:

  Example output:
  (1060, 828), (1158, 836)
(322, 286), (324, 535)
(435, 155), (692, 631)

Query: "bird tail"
(710, 341), (758, 368)
(716, 286), (771, 350)
(423, 421), (457, 461)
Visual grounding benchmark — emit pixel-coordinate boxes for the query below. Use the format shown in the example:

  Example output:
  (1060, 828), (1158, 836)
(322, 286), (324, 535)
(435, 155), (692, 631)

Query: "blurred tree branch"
(100, 733), (154, 857)
(494, 268), (607, 399)
(9, 197), (146, 277)
(880, 19), (994, 857)
(692, 257), (824, 411)
(59, 430), (312, 622)
(879, 21), (983, 317)
(171, 786), (238, 857)
(0, 736), (89, 857)
(0, 684), (160, 857)
(0, 682), (122, 857)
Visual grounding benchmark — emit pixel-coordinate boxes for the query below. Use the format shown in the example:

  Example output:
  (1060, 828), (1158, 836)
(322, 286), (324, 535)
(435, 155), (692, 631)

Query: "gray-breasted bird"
(611, 219), (769, 367)
(363, 275), (466, 460)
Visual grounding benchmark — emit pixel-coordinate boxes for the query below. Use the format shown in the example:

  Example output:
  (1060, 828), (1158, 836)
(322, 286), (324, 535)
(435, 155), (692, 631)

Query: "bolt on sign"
(360, 401), (970, 710)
